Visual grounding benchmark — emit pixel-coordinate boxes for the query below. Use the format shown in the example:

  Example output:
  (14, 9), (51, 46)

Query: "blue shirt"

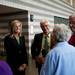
(40, 42), (75, 75)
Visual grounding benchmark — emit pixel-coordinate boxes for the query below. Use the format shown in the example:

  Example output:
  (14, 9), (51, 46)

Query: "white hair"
(53, 24), (72, 42)
(40, 19), (49, 25)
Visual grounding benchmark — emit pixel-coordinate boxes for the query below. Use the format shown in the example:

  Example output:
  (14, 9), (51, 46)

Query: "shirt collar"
(56, 42), (68, 47)
(43, 33), (50, 37)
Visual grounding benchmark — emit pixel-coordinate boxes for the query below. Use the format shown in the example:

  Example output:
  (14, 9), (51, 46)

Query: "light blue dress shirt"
(40, 42), (75, 75)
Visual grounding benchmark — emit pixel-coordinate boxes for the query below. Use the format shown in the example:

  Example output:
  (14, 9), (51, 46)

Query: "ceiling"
(0, 5), (23, 14)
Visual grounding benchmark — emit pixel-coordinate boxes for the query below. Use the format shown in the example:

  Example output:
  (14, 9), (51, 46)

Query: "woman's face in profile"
(13, 22), (22, 34)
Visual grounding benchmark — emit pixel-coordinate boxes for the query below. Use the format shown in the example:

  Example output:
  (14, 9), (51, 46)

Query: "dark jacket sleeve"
(31, 34), (40, 59)
(21, 36), (28, 65)
(4, 35), (12, 61)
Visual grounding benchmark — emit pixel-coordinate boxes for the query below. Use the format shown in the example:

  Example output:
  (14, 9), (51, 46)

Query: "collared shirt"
(41, 33), (51, 50)
(39, 33), (51, 57)
(40, 42), (75, 75)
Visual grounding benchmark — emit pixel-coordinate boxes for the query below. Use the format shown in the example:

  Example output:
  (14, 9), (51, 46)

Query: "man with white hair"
(40, 24), (75, 75)
(31, 19), (53, 75)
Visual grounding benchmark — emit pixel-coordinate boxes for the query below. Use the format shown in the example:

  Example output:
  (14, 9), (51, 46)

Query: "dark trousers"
(14, 70), (25, 75)
(37, 64), (42, 75)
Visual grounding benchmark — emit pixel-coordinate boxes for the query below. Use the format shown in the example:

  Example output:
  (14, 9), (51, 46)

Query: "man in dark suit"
(31, 20), (53, 74)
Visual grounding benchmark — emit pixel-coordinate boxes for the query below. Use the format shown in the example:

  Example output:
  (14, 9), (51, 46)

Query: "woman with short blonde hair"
(4, 19), (28, 75)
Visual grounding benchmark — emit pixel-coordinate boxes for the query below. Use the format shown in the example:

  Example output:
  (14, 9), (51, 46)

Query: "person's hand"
(35, 57), (45, 64)
(39, 57), (45, 64)
(18, 64), (27, 71)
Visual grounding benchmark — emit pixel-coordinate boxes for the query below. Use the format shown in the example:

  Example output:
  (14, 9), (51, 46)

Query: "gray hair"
(53, 24), (72, 42)
(40, 19), (49, 25)
(9, 19), (22, 35)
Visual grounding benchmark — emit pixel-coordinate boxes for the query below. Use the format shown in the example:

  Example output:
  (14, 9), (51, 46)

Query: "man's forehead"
(69, 16), (75, 19)
(69, 16), (75, 21)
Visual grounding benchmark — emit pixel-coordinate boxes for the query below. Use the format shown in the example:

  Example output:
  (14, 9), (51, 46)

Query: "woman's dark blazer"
(4, 34), (28, 69)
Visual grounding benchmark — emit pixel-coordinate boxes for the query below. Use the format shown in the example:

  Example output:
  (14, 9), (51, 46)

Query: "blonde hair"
(9, 19), (22, 35)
